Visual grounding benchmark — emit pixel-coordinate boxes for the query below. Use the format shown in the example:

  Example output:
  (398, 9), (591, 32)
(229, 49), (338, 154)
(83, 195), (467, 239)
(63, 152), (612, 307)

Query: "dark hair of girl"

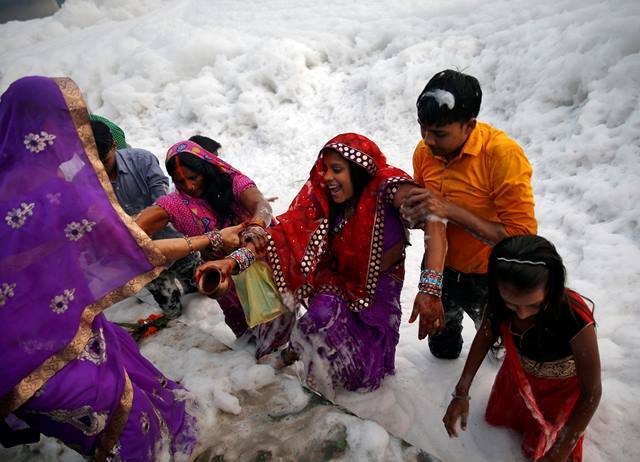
(487, 235), (592, 344)
(166, 152), (234, 224)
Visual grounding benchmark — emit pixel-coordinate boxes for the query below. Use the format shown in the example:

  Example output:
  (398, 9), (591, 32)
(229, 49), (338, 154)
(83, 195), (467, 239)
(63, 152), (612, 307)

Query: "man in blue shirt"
(90, 119), (199, 318)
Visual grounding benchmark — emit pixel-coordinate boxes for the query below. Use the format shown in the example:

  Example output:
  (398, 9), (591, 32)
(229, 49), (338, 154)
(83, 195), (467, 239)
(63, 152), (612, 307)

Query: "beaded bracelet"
(418, 283), (442, 298)
(227, 247), (256, 273)
(418, 268), (443, 297)
(183, 236), (196, 256)
(205, 230), (224, 254)
(241, 220), (267, 239)
(420, 269), (443, 285)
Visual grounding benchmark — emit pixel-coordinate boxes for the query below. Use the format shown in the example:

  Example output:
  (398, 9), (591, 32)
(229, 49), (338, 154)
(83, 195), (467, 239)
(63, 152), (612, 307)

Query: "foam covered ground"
(1, 0), (639, 460)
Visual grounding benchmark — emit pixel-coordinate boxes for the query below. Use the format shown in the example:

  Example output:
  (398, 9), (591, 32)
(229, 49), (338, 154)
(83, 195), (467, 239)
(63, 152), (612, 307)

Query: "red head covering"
(267, 133), (414, 311)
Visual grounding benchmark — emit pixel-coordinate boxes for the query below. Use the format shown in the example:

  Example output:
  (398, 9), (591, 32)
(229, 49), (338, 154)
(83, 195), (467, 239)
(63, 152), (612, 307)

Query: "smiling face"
(498, 281), (547, 320)
(172, 163), (205, 198)
(419, 119), (475, 159)
(322, 150), (354, 204)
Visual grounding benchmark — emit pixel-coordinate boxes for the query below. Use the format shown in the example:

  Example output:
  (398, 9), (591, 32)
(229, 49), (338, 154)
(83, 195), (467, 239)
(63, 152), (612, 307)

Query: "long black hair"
(166, 152), (234, 223)
(487, 235), (591, 342)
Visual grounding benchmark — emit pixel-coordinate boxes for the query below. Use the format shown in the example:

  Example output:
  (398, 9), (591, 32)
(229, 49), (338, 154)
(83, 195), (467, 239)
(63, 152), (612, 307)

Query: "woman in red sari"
(443, 235), (601, 461)
(197, 133), (447, 395)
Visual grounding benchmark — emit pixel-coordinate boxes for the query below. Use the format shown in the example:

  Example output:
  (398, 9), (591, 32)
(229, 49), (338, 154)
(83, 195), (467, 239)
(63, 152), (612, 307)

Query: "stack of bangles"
(242, 219), (267, 235)
(227, 247), (256, 273)
(204, 230), (224, 254)
(418, 269), (444, 298)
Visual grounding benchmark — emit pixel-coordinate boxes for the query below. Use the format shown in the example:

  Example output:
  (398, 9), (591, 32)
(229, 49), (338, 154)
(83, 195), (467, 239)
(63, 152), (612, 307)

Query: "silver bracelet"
(451, 392), (471, 400)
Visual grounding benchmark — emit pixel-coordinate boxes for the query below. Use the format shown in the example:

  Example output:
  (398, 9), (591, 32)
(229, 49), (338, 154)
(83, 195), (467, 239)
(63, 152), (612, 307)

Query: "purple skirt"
(13, 314), (197, 461)
(291, 269), (404, 392)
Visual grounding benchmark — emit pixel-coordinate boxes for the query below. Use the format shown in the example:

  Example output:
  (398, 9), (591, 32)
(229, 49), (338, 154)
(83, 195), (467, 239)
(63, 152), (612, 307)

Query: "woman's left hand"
(241, 225), (269, 256)
(220, 223), (246, 251)
(443, 397), (469, 437)
(409, 293), (445, 340)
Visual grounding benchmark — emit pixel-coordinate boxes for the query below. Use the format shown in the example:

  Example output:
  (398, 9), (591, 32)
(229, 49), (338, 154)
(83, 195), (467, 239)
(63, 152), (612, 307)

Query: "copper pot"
(197, 266), (230, 298)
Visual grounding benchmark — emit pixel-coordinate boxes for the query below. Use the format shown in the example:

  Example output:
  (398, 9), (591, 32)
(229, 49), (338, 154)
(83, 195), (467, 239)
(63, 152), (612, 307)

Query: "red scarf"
(266, 133), (413, 311)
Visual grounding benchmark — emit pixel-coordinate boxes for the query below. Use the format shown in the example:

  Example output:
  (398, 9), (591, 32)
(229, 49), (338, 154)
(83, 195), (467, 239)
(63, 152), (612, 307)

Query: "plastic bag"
(232, 261), (287, 328)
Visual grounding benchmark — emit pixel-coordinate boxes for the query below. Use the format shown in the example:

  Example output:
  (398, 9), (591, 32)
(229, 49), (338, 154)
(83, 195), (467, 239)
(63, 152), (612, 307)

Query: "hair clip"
(496, 257), (546, 266)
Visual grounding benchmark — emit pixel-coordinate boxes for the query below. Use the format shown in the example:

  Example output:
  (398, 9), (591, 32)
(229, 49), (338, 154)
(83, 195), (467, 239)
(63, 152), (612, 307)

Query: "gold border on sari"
(95, 369), (134, 462)
(519, 353), (577, 379)
(0, 77), (166, 419)
(53, 77), (166, 269)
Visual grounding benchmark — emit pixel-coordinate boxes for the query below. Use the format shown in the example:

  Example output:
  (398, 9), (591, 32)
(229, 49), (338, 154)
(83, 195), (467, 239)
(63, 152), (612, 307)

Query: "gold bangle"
(183, 236), (196, 255)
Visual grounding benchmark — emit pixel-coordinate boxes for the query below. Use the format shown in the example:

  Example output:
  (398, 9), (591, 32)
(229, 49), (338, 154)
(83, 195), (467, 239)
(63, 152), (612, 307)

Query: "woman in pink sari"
(136, 140), (272, 338)
(0, 76), (228, 461)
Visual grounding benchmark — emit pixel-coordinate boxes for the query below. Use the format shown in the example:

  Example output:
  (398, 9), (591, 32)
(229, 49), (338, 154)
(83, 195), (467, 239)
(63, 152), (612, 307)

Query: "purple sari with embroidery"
(0, 77), (197, 461)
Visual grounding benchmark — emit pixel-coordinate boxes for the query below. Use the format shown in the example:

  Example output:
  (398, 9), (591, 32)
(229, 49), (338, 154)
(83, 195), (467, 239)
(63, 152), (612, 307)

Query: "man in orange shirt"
(403, 70), (537, 359)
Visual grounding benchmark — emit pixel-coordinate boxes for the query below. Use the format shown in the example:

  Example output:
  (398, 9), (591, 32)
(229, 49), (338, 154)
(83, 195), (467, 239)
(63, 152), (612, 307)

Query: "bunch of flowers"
(118, 313), (169, 342)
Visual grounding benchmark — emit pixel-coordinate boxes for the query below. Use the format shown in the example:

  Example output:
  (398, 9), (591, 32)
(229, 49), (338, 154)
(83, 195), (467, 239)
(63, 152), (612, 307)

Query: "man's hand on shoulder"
(400, 187), (452, 227)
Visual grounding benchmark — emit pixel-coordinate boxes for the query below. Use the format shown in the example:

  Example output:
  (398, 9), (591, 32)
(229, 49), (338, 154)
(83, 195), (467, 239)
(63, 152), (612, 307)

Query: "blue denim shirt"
(111, 148), (180, 239)
(111, 148), (169, 215)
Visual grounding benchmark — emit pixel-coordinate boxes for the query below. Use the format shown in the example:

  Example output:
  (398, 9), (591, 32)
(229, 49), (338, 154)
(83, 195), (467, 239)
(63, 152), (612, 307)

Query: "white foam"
(423, 89), (456, 109)
(1, 0), (639, 461)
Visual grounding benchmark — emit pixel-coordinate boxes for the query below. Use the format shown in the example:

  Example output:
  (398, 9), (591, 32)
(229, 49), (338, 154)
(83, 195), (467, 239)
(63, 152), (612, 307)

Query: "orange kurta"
(413, 122), (537, 274)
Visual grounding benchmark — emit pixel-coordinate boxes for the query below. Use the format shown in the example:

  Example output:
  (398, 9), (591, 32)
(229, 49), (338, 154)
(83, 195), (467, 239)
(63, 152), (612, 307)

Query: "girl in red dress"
(443, 235), (601, 461)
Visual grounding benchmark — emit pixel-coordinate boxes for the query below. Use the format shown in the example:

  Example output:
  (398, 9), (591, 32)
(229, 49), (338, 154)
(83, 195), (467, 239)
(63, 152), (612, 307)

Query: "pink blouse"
(156, 173), (255, 236)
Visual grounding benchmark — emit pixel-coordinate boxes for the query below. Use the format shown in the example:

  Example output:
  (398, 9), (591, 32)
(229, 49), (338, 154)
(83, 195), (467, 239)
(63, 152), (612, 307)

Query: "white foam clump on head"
(424, 89), (456, 110)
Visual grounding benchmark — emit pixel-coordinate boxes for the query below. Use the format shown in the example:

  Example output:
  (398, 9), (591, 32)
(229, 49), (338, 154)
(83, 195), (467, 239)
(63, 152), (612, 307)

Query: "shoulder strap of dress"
(565, 289), (595, 323)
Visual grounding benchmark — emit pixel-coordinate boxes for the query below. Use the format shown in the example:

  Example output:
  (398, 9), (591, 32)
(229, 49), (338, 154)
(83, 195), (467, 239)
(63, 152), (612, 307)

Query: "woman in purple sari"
(0, 76), (222, 461)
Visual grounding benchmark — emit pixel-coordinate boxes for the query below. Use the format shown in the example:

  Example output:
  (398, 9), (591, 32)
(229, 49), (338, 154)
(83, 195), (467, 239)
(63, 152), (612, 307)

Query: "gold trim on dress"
(0, 278), (150, 416)
(95, 369), (134, 462)
(0, 77), (166, 418)
(519, 353), (577, 378)
(52, 77), (165, 268)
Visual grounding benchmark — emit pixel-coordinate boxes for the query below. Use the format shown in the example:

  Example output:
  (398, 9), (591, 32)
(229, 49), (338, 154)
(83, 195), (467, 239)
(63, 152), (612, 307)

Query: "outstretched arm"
(393, 184), (448, 339)
(135, 205), (170, 237)
(154, 234), (212, 261)
(402, 188), (508, 245)
(239, 187), (273, 227)
(443, 309), (496, 437)
(239, 187), (273, 251)
(194, 239), (263, 288)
